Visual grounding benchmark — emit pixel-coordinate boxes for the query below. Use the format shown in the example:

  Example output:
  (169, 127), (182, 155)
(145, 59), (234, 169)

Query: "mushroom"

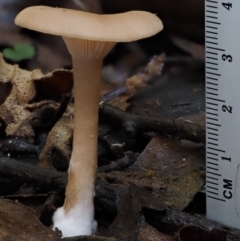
(15, 6), (163, 237)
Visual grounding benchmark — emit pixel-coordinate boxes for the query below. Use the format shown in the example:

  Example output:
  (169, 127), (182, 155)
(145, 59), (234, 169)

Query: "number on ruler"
(221, 156), (231, 162)
(222, 105), (233, 113)
(222, 54), (232, 62)
(222, 2), (232, 10)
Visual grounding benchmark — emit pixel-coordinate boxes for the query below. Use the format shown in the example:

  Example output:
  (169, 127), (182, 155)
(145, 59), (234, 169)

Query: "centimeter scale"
(205, 0), (240, 228)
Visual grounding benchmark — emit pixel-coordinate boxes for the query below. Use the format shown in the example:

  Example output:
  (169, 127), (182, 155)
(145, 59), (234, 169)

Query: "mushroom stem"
(64, 59), (102, 213)
(52, 38), (115, 236)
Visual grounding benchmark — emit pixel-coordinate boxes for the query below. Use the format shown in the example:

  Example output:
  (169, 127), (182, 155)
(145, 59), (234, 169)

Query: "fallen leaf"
(0, 199), (58, 241)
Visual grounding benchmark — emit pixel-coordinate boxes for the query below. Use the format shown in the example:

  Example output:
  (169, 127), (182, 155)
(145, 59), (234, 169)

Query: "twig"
(99, 104), (205, 144)
(100, 87), (128, 103)
(0, 157), (117, 216)
(0, 157), (67, 192)
(0, 138), (40, 156)
(98, 151), (138, 173)
(143, 208), (240, 241)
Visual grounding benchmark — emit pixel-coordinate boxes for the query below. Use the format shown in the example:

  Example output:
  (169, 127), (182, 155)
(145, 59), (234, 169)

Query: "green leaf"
(3, 43), (36, 62)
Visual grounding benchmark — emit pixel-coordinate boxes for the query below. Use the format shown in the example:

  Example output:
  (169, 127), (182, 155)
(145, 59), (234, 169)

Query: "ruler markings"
(206, 76), (218, 80)
(207, 181), (218, 185)
(206, 102), (218, 107)
(207, 91), (218, 95)
(207, 141), (218, 145)
(206, 62), (218, 65)
(207, 162), (218, 166)
(207, 152), (218, 156)
(206, 31), (218, 34)
(206, 26), (218, 30)
(207, 117), (218, 121)
(207, 131), (218, 136)
(205, 0), (240, 228)
(206, 87), (218, 91)
(207, 132), (218, 136)
(206, 36), (218, 40)
(207, 190), (219, 195)
(207, 171), (221, 176)
(208, 147), (225, 152)
(207, 196), (225, 202)
(206, 112), (218, 116)
(206, 16), (218, 19)
(206, 21), (220, 25)
(206, 41), (218, 45)
(206, 0), (217, 3)
(207, 176), (219, 180)
(206, 5), (218, 9)
(206, 65), (218, 69)
(208, 127), (219, 131)
(206, 72), (221, 76)
(206, 10), (218, 14)
(206, 56), (218, 60)
(206, 51), (218, 55)
(206, 46), (225, 51)
(208, 137), (218, 141)
(206, 82), (218, 86)
(206, 97), (225, 102)
(207, 156), (218, 160)
(207, 122), (221, 127)
(207, 186), (219, 190)
(207, 166), (219, 171)
(207, 107), (218, 111)
(206, 92), (218, 96)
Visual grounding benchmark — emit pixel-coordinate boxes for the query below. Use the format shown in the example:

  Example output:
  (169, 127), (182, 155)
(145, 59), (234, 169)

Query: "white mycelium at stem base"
(52, 38), (115, 237)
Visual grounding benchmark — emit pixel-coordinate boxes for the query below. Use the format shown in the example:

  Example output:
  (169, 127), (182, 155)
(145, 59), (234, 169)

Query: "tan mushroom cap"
(15, 6), (163, 42)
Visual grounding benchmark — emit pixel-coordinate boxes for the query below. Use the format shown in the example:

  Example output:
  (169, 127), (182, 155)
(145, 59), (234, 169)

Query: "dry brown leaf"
(38, 114), (73, 170)
(0, 53), (73, 137)
(0, 53), (43, 138)
(0, 199), (58, 241)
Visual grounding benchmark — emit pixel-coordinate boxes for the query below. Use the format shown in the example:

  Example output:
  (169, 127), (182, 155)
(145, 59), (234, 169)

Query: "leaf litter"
(0, 8), (237, 240)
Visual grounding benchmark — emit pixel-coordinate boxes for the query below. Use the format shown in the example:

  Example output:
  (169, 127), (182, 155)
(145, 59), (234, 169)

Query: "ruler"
(206, 0), (240, 229)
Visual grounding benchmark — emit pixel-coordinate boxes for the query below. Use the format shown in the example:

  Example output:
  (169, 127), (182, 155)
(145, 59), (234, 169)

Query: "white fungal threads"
(53, 205), (97, 238)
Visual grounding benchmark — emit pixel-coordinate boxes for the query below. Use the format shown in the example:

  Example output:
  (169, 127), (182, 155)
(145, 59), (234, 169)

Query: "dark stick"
(0, 157), (117, 216)
(143, 208), (240, 241)
(99, 104), (205, 144)
(98, 151), (138, 173)
(0, 157), (67, 193)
